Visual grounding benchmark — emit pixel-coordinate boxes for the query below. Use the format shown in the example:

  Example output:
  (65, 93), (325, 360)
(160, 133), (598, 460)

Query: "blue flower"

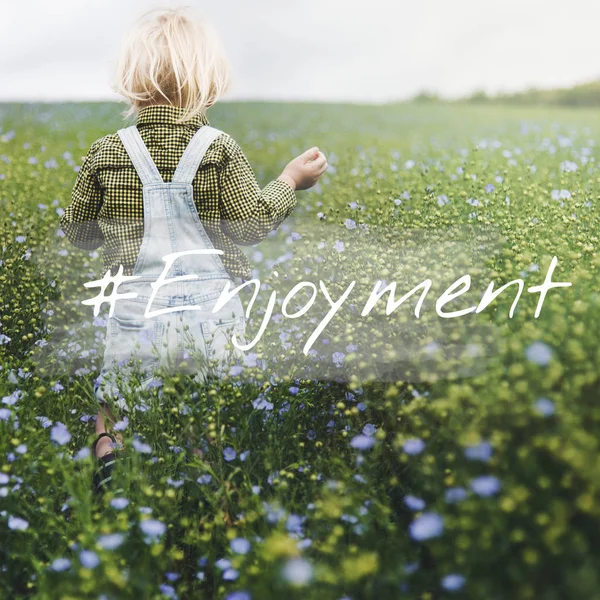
(133, 438), (152, 453)
(404, 495), (426, 511)
(113, 417), (129, 431)
(197, 474), (212, 484)
(140, 519), (166, 538)
(225, 592), (251, 600)
(252, 394), (273, 410)
(444, 487), (467, 503)
(470, 475), (501, 497)
(146, 378), (163, 389)
(50, 422), (71, 445)
(362, 423), (377, 437)
(281, 558), (313, 585)
(409, 513), (444, 541)
(484, 184), (495, 193)
(74, 447), (91, 461)
(525, 341), (553, 366)
(333, 240), (345, 253)
(534, 397), (555, 417)
(159, 584), (177, 598)
(286, 514), (305, 534)
(50, 558), (71, 572)
(110, 497), (130, 510)
(332, 352), (345, 367)
(560, 160), (578, 173)
(264, 501), (286, 522)
(350, 434), (375, 450)
(8, 515), (29, 531)
(403, 438), (425, 455)
(97, 533), (124, 550)
(441, 573), (466, 591)
(80, 550), (100, 569)
(223, 447), (236, 461)
(166, 477), (185, 488)
(216, 558), (232, 570)
(223, 568), (240, 581)
(243, 352), (258, 367)
(344, 219), (357, 230)
(230, 538), (251, 554)
(464, 441), (493, 462)
(2, 390), (23, 406)
(36, 415), (52, 428)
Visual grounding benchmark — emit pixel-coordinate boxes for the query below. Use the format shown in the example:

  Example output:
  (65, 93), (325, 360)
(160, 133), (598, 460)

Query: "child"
(59, 6), (328, 494)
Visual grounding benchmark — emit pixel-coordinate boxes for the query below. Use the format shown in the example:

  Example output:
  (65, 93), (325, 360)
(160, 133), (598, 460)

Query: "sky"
(2, 0), (600, 103)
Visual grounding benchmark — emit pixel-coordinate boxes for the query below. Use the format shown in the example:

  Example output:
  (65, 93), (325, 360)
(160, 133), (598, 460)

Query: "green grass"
(1, 100), (600, 599)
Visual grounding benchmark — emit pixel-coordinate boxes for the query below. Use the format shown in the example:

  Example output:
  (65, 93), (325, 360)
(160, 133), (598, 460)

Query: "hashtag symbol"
(81, 265), (141, 317)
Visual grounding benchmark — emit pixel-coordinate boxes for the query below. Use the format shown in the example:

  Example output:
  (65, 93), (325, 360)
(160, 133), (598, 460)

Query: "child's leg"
(95, 401), (124, 459)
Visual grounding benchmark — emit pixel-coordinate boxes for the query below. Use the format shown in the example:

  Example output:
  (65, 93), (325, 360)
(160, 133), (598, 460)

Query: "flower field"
(1, 100), (600, 599)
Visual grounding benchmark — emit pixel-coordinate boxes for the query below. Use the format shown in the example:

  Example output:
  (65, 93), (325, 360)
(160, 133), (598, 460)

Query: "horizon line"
(4, 77), (600, 106)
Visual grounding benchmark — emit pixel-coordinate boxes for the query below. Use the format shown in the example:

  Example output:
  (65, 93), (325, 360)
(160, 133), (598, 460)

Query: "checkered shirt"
(60, 104), (296, 279)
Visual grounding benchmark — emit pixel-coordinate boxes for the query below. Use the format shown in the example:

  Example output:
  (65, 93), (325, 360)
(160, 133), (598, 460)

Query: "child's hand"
(278, 147), (328, 191)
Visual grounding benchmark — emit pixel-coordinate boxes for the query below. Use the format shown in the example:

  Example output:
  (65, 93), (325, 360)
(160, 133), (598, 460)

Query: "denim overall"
(94, 124), (247, 413)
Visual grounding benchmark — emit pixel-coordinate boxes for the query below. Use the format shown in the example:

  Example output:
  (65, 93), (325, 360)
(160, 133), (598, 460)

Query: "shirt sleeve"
(59, 140), (105, 250)
(218, 142), (296, 246)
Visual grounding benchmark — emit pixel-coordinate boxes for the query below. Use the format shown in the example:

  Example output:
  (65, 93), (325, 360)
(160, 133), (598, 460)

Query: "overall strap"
(116, 126), (164, 186)
(171, 126), (224, 185)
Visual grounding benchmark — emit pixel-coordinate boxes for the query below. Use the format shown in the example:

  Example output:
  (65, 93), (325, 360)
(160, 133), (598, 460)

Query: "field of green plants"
(1, 100), (600, 599)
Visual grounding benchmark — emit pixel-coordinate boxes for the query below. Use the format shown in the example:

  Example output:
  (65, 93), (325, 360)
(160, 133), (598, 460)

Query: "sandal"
(91, 432), (124, 495)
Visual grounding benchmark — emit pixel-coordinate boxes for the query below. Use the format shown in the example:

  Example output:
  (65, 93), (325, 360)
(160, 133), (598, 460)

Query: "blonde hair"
(112, 6), (231, 123)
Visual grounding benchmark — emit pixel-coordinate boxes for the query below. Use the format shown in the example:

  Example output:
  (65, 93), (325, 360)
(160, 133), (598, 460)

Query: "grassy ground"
(1, 101), (600, 599)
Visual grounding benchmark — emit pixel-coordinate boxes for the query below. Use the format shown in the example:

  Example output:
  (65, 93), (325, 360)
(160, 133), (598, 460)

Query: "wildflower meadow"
(1, 101), (599, 599)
